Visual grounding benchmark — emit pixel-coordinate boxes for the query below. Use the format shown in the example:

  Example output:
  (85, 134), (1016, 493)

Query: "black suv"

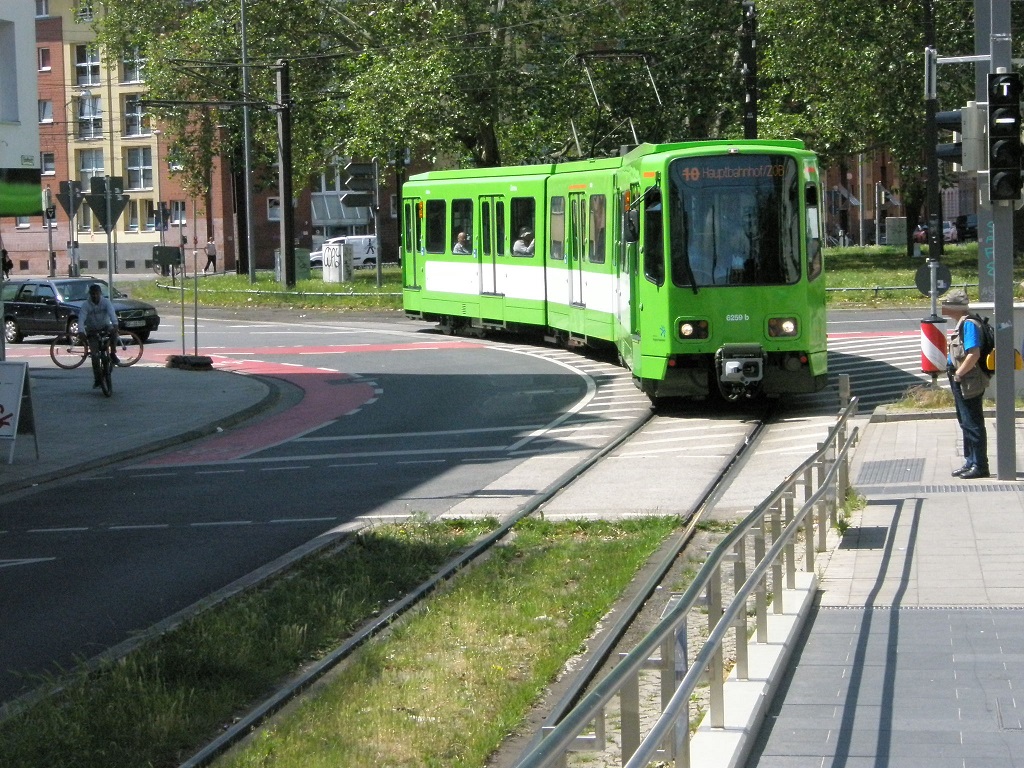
(2, 278), (160, 343)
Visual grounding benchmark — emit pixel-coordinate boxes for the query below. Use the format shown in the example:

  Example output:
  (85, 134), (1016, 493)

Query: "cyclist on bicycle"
(78, 283), (119, 386)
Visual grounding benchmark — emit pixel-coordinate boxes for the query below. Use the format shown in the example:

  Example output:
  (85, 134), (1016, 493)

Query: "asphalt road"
(0, 314), (601, 704)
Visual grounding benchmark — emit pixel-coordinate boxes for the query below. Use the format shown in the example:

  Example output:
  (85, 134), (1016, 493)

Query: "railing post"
(770, 503), (783, 615)
(621, 660), (641, 762)
(754, 519), (768, 643)
(708, 565), (725, 728)
(674, 701), (691, 768)
(783, 492), (796, 589)
(733, 537), (748, 680)
(838, 373), (851, 409)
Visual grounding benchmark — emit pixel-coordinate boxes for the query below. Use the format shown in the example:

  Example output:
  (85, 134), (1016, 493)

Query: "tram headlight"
(678, 319), (709, 339)
(768, 317), (799, 338)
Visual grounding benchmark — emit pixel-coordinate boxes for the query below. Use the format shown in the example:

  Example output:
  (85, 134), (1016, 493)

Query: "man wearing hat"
(941, 289), (990, 478)
(513, 227), (535, 255)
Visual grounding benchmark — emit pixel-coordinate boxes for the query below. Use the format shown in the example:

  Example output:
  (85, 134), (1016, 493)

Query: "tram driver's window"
(451, 198), (473, 252)
(425, 200), (446, 253)
(643, 188), (664, 285)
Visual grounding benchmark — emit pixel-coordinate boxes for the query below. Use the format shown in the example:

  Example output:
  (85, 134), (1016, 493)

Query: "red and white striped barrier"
(920, 317), (947, 374)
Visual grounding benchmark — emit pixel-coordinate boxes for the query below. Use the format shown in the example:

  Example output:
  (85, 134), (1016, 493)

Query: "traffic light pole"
(989, 1), (1016, 480)
(276, 60), (295, 289)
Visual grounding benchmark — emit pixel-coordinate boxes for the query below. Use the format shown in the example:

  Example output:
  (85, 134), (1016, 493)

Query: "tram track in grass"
(179, 404), (775, 768)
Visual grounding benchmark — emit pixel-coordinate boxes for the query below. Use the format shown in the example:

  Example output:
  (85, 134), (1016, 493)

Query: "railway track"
(180, 391), (831, 768)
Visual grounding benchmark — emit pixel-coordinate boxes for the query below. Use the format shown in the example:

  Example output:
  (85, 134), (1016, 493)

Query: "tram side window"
(452, 198), (473, 253)
(425, 200), (446, 253)
(588, 194), (607, 264)
(550, 196), (565, 260)
(643, 188), (664, 285)
(511, 197), (536, 257)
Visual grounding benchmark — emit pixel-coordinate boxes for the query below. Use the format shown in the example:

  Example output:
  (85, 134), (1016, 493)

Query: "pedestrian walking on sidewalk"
(942, 289), (990, 479)
(203, 237), (217, 274)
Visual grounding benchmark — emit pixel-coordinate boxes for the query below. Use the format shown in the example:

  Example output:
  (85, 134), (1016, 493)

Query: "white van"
(345, 236), (377, 267)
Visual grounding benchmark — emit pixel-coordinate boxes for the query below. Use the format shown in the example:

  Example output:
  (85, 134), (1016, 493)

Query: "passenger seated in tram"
(512, 228), (535, 255)
(453, 232), (471, 254)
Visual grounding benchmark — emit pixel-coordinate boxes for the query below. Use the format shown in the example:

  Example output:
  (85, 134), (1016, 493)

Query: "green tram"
(401, 140), (827, 402)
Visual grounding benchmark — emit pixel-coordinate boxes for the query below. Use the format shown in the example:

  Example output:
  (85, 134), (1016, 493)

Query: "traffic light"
(936, 102), (982, 171)
(987, 72), (1023, 201)
(343, 160), (377, 208)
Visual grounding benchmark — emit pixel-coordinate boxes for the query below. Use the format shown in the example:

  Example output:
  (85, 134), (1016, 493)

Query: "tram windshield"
(667, 154), (802, 288)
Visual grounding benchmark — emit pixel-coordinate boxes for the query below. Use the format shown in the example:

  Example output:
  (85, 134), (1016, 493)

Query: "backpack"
(964, 313), (996, 375)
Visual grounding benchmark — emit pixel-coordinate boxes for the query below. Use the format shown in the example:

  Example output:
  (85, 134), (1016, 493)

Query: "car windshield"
(54, 281), (109, 301)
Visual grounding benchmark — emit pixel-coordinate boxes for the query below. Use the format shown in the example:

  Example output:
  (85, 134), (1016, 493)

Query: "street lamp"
(241, 0), (257, 282)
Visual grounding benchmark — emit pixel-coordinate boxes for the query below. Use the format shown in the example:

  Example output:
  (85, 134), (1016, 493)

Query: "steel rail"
(179, 407), (655, 767)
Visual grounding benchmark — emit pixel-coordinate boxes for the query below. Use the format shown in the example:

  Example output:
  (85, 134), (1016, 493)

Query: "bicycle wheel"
(50, 336), (88, 369)
(114, 330), (144, 367)
(100, 354), (112, 397)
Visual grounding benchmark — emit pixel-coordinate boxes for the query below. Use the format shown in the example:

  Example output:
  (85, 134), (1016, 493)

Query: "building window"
(75, 0), (93, 22)
(170, 200), (186, 224)
(38, 47), (51, 71)
(36, 0), (50, 17)
(125, 147), (153, 190)
(16, 216), (31, 229)
(123, 95), (148, 136)
(268, 197), (281, 221)
(77, 94), (102, 140)
(122, 49), (145, 83)
(144, 200), (157, 231)
(41, 152), (55, 175)
(75, 45), (101, 87)
(78, 149), (104, 230)
(125, 200), (140, 232)
(38, 99), (53, 123)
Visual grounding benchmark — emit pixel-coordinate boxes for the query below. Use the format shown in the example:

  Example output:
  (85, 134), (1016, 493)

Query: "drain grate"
(838, 525), (889, 549)
(857, 458), (925, 484)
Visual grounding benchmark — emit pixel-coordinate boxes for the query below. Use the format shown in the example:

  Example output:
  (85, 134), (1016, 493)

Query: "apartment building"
(0, 0), (42, 221)
(0, 0), (235, 278)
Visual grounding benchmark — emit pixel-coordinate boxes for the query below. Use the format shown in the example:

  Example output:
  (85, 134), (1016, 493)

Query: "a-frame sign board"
(0, 362), (38, 464)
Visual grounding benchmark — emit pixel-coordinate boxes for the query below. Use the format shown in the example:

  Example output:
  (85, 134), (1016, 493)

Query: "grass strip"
(214, 516), (679, 768)
(0, 519), (495, 768)
(126, 269), (405, 311)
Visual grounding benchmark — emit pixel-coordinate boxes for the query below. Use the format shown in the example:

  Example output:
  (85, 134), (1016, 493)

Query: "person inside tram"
(512, 228), (535, 255)
(453, 232), (471, 254)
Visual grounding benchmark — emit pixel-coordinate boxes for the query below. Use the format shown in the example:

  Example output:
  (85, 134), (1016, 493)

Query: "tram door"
(478, 195), (505, 295)
(403, 198), (422, 288)
(567, 190), (587, 333)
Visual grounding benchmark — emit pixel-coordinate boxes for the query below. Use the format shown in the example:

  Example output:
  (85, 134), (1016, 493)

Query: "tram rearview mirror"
(625, 209), (639, 243)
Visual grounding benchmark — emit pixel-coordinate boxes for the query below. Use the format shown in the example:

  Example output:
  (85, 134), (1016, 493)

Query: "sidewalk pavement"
(748, 413), (1024, 767)
(1, 358), (274, 495)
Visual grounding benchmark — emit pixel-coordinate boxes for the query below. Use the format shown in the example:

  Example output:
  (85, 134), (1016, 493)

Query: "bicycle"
(81, 329), (115, 397)
(50, 329), (144, 370)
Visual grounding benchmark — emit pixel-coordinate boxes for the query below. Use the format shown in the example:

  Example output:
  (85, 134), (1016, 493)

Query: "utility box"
(885, 217), (908, 246)
(274, 247), (312, 283)
(322, 241), (353, 283)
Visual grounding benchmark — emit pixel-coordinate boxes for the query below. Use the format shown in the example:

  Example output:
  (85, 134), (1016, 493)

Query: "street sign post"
(55, 180), (84, 276)
(84, 176), (130, 289)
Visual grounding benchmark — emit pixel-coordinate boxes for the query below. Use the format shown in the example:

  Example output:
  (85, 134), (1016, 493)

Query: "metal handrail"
(514, 397), (861, 768)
